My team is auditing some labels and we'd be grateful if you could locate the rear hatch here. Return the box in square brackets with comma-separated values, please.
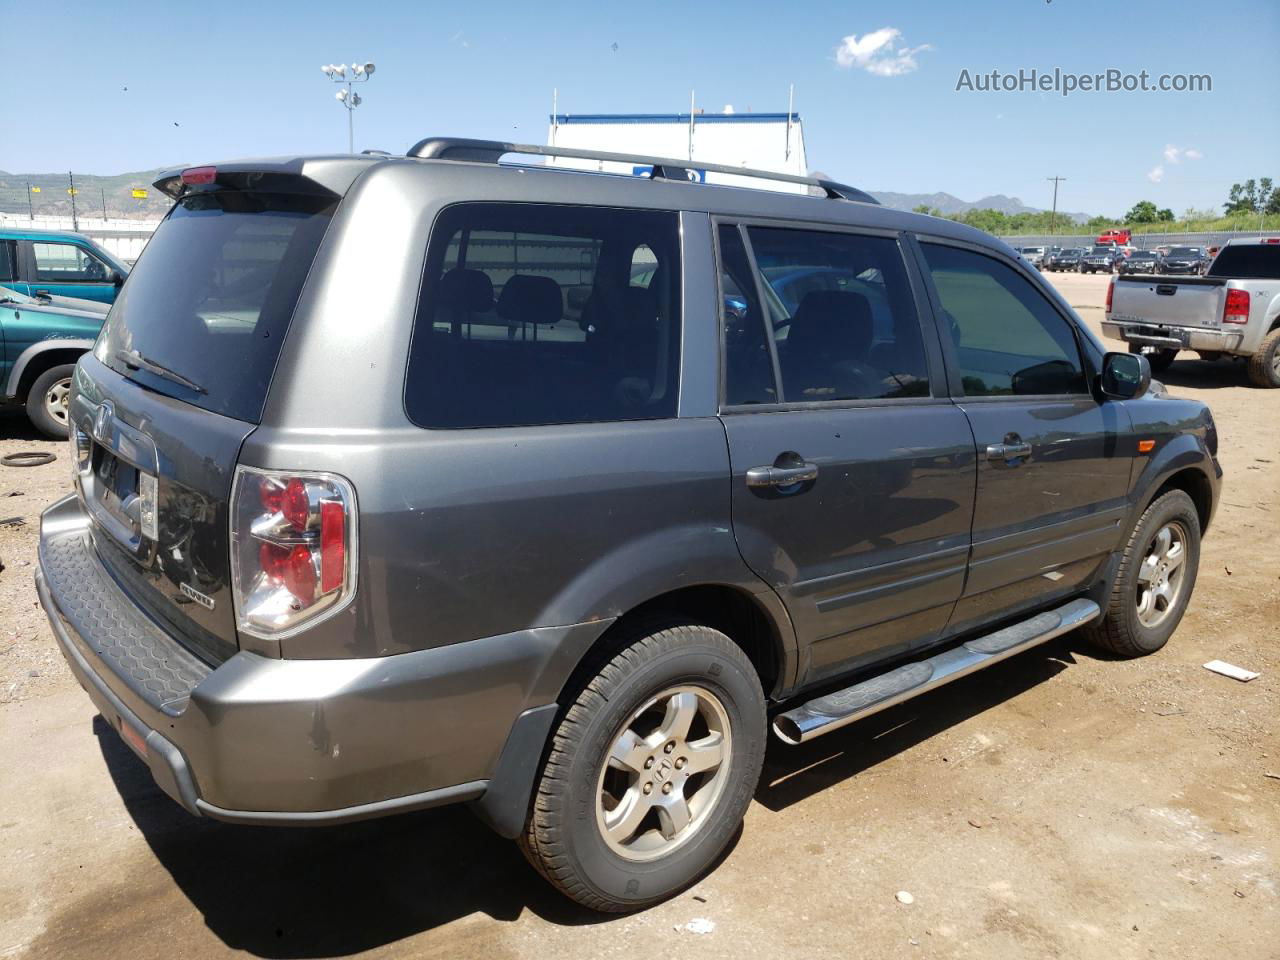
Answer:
[68, 169, 342, 664]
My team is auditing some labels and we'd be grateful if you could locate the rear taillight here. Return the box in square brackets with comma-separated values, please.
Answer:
[1105, 277, 1115, 313]
[230, 467, 357, 639]
[1223, 289, 1250, 324]
[180, 165, 217, 185]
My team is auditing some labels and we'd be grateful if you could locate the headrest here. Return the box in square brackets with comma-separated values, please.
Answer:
[497, 275, 563, 325]
[786, 290, 873, 364]
[437, 268, 493, 313]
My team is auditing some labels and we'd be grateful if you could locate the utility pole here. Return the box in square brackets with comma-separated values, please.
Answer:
[68, 171, 79, 232]
[1046, 176, 1066, 235]
[26, 181, 34, 221]
[101, 188, 108, 221]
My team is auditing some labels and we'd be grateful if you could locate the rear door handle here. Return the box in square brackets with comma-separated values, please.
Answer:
[745, 462, 819, 488]
[986, 442, 1032, 462]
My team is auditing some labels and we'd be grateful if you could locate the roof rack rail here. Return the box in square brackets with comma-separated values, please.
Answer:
[406, 137, 878, 204]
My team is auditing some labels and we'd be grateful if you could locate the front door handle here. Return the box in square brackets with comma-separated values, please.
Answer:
[986, 441, 1033, 462]
[745, 462, 819, 488]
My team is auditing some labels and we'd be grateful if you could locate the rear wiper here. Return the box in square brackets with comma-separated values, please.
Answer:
[115, 349, 207, 394]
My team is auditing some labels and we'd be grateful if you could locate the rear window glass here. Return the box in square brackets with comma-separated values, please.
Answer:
[1209, 244, 1280, 279]
[405, 203, 681, 429]
[94, 191, 335, 422]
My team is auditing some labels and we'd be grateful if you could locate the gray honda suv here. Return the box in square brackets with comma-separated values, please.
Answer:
[37, 139, 1221, 912]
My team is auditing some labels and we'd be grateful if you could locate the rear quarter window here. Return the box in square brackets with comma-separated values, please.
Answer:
[405, 203, 681, 429]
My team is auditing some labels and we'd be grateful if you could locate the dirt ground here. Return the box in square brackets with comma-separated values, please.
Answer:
[1, 271, 1276, 960]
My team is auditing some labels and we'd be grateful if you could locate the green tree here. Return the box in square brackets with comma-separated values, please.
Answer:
[1266, 188, 1280, 216]
[1124, 201, 1160, 224]
[1157, 208, 1175, 222]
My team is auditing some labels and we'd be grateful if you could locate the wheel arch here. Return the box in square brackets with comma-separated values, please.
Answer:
[555, 582, 797, 710]
[1149, 466, 1215, 534]
[7, 341, 93, 400]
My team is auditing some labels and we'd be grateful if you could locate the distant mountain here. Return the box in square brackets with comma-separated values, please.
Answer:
[1, 165, 1093, 224]
[869, 189, 1090, 223]
[0, 168, 174, 219]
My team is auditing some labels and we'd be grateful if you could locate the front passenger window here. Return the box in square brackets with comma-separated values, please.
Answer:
[33, 243, 109, 283]
[921, 243, 1087, 397]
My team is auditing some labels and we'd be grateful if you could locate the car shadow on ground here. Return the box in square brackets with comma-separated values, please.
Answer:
[1158, 357, 1254, 390]
[95, 634, 1086, 958]
[0, 409, 53, 443]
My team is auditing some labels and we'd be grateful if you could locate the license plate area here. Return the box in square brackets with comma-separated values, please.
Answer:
[96, 449, 139, 518]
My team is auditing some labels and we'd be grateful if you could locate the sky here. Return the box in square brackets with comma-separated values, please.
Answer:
[2, 0, 1276, 217]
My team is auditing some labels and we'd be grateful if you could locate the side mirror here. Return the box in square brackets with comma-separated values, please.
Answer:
[723, 294, 749, 323]
[1101, 351, 1151, 400]
[110, 270, 125, 287]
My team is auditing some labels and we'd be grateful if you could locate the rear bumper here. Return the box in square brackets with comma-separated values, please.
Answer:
[1102, 321, 1245, 355]
[37, 494, 604, 828]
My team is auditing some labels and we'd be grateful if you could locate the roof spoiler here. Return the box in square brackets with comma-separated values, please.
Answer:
[405, 137, 879, 204]
[153, 157, 377, 200]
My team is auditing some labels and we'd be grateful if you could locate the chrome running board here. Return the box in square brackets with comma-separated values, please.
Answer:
[772, 598, 1100, 745]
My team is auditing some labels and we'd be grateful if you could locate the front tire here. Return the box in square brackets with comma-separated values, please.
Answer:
[1086, 490, 1201, 658]
[521, 623, 766, 912]
[25, 364, 76, 439]
[1246, 328, 1280, 388]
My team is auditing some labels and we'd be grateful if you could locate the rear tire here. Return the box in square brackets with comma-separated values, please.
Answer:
[1086, 490, 1201, 658]
[1129, 344, 1176, 373]
[520, 623, 766, 912]
[25, 364, 76, 439]
[1246, 328, 1280, 388]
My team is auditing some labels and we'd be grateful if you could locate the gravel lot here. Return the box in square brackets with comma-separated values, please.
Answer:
[1, 271, 1276, 959]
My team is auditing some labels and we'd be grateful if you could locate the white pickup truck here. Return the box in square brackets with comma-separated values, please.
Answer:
[1104, 238, 1280, 387]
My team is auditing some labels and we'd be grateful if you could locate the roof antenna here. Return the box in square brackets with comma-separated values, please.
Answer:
[688, 90, 695, 160]
[551, 88, 558, 146]
[785, 84, 794, 163]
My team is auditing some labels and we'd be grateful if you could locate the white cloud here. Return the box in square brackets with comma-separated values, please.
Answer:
[835, 27, 932, 77]
[1147, 165, 1165, 183]
[1163, 144, 1204, 164]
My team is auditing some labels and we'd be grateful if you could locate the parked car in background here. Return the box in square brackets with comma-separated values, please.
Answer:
[1097, 228, 1132, 246]
[1080, 245, 1121, 273]
[1159, 246, 1209, 275]
[1019, 246, 1048, 269]
[0, 228, 130, 305]
[36, 142, 1221, 912]
[1046, 247, 1085, 272]
[1117, 250, 1162, 275]
[1105, 237, 1280, 385]
[1, 288, 109, 436]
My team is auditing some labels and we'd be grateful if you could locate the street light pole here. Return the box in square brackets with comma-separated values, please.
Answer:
[320, 62, 376, 153]
[1046, 176, 1066, 236]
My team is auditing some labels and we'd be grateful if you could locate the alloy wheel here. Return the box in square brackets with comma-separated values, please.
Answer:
[44, 378, 72, 427]
[596, 685, 732, 862]
[1136, 521, 1189, 628]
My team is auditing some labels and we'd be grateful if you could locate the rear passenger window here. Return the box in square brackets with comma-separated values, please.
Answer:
[0, 240, 16, 282]
[406, 203, 680, 429]
[921, 243, 1087, 397]
[745, 227, 930, 402]
[719, 225, 777, 405]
